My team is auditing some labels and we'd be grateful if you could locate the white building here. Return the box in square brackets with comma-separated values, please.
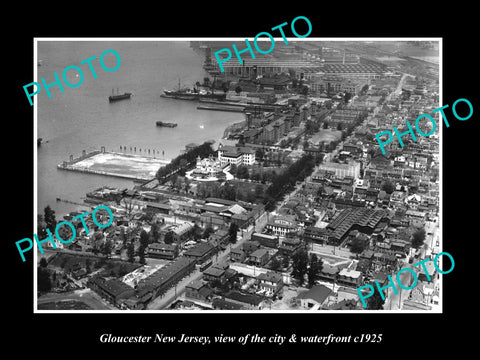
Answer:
[218, 145, 255, 167]
[315, 161, 361, 180]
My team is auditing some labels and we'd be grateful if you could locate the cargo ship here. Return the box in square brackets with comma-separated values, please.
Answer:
[161, 79, 226, 101]
[109, 88, 132, 102]
[156, 121, 177, 128]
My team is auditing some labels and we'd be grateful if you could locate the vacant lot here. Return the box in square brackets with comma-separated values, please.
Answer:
[48, 252, 140, 277]
[310, 130, 342, 145]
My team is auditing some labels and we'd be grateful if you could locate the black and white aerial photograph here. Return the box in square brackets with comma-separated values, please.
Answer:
[7, 5, 477, 355]
[33, 39, 443, 313]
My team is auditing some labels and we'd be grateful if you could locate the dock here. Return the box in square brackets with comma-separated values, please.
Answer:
[58, 148, 170, 181]
[197, 105, 245, 113]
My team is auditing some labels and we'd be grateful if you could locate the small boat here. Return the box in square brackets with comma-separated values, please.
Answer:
[156, 121, 177, 128]
[109, 88, 132, 102]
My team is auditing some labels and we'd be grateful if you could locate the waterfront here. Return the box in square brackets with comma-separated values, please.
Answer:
[37, 41, 244, 217]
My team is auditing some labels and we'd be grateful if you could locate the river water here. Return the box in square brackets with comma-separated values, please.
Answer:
[36, 40, 243, 217]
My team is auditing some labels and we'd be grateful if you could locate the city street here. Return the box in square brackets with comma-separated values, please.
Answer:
[37, 288, 115, 310]
[383, 265, 414, 310]
[147, 268, 203, 310]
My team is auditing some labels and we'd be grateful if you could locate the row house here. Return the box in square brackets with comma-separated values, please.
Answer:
[303, 226, 329, 245]
[278, 238, 303, 256]
[318, 264, 339, 283]
[251, 232, 279, 248]
[372, 252, 397, 266]
[185, 280, 214, 303]
[146, 243, 179, 260]
[230, 247, 246, 262]
[202, 265, 227, 284]
[336, 269, 363, 287]
[256, 271, 284, 295]
[405, 209, 427, 227]
[248, 248, 270, 267]
[222, 291, 265, 310]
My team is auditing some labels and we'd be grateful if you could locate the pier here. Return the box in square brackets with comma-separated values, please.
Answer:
[197, 104, 245, 113]
[58, 147, 170, 181]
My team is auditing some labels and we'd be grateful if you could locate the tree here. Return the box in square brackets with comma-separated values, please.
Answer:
[381, 180, 395, 194]
[254, 184, 265, 199]
[138, 246, 146, 265]
[120, 197, 135, 216]
[203, 226, 214, 239]
[270, 257, 281, 271]
[85, 258, 92, 273]
[44, 205, 57, 233]
[127, 242, 135, 263]
[367, 290, 385, 310]
[164, 231, 175, 245]
[37, 214, 47, 239]
[228, 223, 239, 244]
[150, 223, 160, 242]
[60, 257, 69, 269]
[411, 228, 426, 249]
[236, 165, 249, 179]
[101, 240, 113, 258]
[139, 230, 150, 249]
[39, 258, 48, 268]
[282, 255, 290, 269]
[37, 267, 52, 292]
[350, 238, 367, 254]
[222, 81, 229, 93]
[300, 85, 309, 96]
[344, 91, 352, 103]
[235, 85, 242, 95]
[291, 249, 309, 286]
[307, 254, 323, 288]
[184, 177, 191, 194]
[255, 148, 265, 161]
[323, 121, 329, 129]
[192, 224, 202, 241]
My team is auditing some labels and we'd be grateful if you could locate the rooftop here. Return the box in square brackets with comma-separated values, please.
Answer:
[138, 257, 195, 291]
[184, 242, 215, 258]
[296, 284, 332, 304]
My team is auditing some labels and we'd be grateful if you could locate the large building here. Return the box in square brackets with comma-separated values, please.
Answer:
[146, 243, 179, 260]
[266, 215, 298, 237]
[328, 109, 366, 127]
[326, 208, 389, 245]
[317, 63, 387, 80]
[218, 145, 255, 166]
[310, 75, 367, 95]
[183, 242, 217, 264]
[211, 56, 322, 77]
[87, 276, 135, 306]
[314, 161, 361, 180]
[136, 256, 196, 300]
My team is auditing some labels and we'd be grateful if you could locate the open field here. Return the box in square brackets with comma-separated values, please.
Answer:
[310, 130, 342, 145]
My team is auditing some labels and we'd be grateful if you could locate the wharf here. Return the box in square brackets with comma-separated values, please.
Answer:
[58, 150, 170, 181]
[199, 98, 288, 111]
[197, 105, 245, 113]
